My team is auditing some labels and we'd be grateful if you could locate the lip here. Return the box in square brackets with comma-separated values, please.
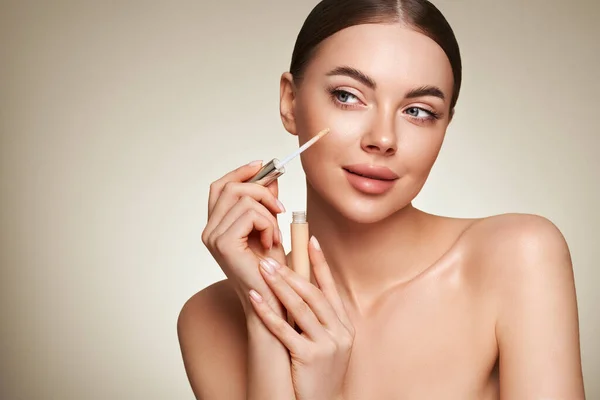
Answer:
[342, 164, 399, 195]
[342, 164, 400, 181]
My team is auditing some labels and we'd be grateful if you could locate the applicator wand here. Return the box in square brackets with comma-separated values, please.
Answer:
[247, 128, 330, 186]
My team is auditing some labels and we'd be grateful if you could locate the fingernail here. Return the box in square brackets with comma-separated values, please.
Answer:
[249, 289, 263, 302]
[260, 259, 274, 275]
[276, 199, 286, 213]
[266, 257, 281, 270]
[310, 236, 321, 251]
[248, 160, 262, 167]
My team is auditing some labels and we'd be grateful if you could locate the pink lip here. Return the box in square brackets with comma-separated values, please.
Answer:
[342, 164, 400, 181]
[342, 164, 399, 195]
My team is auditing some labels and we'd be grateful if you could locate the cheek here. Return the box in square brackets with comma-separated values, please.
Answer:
[298, 120, 359, 178]
[306, 109, 374, 164]
[400, 129, 445, 174]
[295, 89, 371, 143]
[299, 145, 329, 188]
[327, 110, 371, 141]
[320, 112, 367, 151]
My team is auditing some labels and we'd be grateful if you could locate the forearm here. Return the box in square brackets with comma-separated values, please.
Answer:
[246, 312, 295, 400]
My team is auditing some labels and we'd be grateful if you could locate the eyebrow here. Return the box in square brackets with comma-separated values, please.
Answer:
[325, 66, 447, 101]
[405, 85, 446, 101]
[326, 66, 377, 89]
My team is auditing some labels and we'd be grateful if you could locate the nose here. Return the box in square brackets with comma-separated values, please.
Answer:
[360, 111, 398, 156]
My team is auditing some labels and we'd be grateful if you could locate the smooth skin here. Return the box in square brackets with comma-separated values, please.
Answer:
[178, 23, 585, 399]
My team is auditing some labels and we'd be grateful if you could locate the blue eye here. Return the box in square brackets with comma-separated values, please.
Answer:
[327, 88, 363, 110]
[334, 90, 359, 104]
[405, 107, 440, 122]
[406, 107, 430, 118]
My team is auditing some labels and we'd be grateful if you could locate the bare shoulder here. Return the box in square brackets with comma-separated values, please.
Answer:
[461, 211, 577, 309]
[452, 212, 576, 307]
[457, 216, 583, 396]
[177, 279, 248, 399]
[460, 212, 572, 275]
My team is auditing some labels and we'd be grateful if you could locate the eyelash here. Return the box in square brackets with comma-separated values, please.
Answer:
[326, 87, 441, 123]
[327, 88, 361, 110]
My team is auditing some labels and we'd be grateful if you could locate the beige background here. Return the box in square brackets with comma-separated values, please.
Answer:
[0, 0, 598, 399]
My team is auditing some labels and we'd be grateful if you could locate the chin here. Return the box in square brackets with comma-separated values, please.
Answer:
[317, 186, 410, 225]
[335, 198, 408, 225]
[307, 171, 417, 225]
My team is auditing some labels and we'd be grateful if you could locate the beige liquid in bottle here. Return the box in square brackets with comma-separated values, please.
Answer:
[291, 211, 310, 281]
[288, 211, 310, 327]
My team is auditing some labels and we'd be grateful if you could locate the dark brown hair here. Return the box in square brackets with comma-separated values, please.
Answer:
[290, 0, 462, 111]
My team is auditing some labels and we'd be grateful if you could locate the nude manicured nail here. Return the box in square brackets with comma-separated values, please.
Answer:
[260, 259, 274, 275]
[276, 199, 286, 213]
[310, 236, 321, 251]
[249, 290, 263, 302]
[266, 257, 281, 270]
[248, 160, 262, 167]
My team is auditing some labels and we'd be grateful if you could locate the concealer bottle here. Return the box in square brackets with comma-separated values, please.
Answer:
[288, 211, 310, 328]
[291, 211, 310, 281]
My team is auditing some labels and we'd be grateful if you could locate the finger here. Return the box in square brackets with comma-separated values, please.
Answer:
[205, 182, 285, 243]
[248, 289, 305, 354]
[215, 209, 275, 257]
[258, 258, 328, 341]
[271, 258, 343, 332]
[309, 236, 353, 331]
[208, 181, 284, 224]
[211, 197, 281, 249]
[208, 160, 264, 215]
[266, 178, 279, 198]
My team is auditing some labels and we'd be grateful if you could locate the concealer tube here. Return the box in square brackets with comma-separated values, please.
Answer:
[288, 211, 310, 328]
[291, 211, 310, 280]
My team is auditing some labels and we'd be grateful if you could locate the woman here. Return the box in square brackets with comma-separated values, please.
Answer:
[178, 0, 585, 398]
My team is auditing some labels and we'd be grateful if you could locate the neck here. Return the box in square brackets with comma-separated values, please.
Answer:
[304, 185, 434, 313]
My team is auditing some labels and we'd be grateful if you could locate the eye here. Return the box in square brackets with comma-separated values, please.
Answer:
[406, 107, 431, 118]
[327, 88, 364, 110]
[333, 90, 360, 104]
[404, 106, 441, 123]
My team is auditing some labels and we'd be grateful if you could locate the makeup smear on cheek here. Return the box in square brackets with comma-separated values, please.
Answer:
[324, 109, 373, 151]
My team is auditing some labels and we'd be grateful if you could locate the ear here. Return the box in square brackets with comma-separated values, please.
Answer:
[279, 72, 298, 136]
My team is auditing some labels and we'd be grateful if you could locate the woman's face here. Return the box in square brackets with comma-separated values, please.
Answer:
[280, 23, 455, 224]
